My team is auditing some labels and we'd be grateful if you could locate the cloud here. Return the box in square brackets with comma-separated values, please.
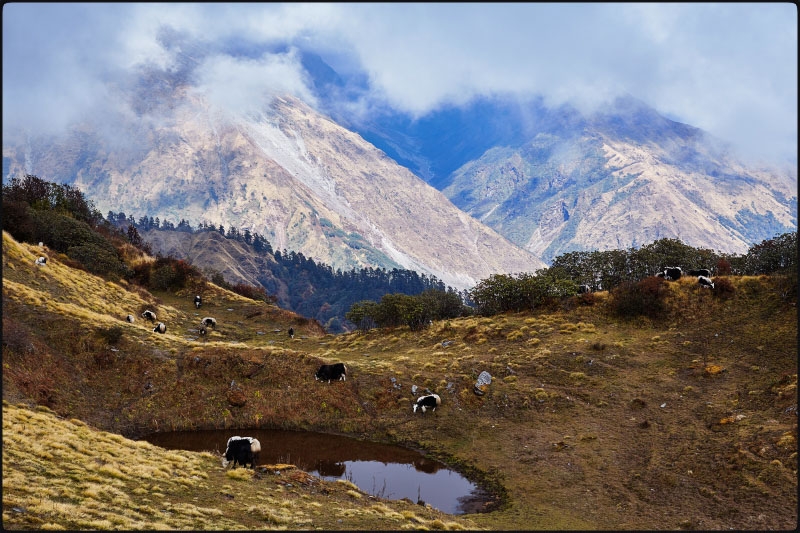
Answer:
[195, 48, 317, 116]
[2, 3, 796, 165]
[2, 3, 122, 134]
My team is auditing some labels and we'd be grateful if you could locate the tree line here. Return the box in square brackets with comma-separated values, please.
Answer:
[4, 174, 796, 332]
[107, 208, 457, 332]
[466, 234, 796, 317]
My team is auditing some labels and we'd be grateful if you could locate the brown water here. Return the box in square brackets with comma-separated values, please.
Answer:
[141, 428, 498, 514]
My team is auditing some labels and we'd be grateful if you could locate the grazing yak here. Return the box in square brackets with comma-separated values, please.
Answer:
[414, 393, 441, 414]
[663, 267, 683, 281]
[34, 256, 47, 266]
[125, 314, 135, 323]
[315, 363, 347, 383]
[201, 317, 217, 329]
[153, 322, 166, 334]
[222, 436, 261, 469]
[697, 275, 715, 289]
[288, 327, 294, 339]
[194, 295, 202, 309]
[577, 284, 591, 294]
[142, 310, 157, 322]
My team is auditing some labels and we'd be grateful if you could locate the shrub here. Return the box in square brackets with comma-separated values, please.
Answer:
[711, 277, 736, 300]
[231, 283, 269, 302]
[170, 259, 200, 288]
[608, 276, 669, 319]
[67, 244, 126, 279]
[207, 270, 231, 290]
[145, 257, 203, 292]
[130, 262, 152, 287]
[2, 200, 37, 243]
[151, 263, 178, 291]
[716, 258, 732, 276]
[97, 326, 124, 345]
[31, 210, 99, 254]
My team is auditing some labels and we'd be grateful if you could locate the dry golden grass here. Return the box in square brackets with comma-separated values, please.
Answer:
[2, 230, 797, 530]
[2, 401, 479, 531]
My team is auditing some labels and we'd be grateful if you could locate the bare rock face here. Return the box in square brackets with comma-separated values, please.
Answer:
[443, 105, 797, 264]
[3, 95, 544, 291]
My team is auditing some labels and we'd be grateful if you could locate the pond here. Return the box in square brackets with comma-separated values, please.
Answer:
[141, 428, 498, 515]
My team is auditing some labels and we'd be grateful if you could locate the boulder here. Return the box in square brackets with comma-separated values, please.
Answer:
[474, 371, 492, 396]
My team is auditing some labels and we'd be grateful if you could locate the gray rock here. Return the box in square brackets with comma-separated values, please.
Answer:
[474, 371, 492, 396]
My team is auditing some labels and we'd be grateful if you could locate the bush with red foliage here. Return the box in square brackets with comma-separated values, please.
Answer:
[716, 258, 732, 276]
[578, 292, 596, 306]
[231, 282, 270, 302]
[146, 257, 203, 291]
[608, 276, 669, 319]
[711, 277, 736, 300]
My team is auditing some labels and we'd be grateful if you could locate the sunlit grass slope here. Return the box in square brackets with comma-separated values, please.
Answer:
[2, 229, 797, 530]
[2, 401, 477, 530]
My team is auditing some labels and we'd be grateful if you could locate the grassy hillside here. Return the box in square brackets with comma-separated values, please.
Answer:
[2, 230, 797, 530]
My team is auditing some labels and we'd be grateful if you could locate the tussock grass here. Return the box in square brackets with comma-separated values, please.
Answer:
[3, 231, 796, 530]
[2, 401, 232, 530]
[2, 401, 479, 531]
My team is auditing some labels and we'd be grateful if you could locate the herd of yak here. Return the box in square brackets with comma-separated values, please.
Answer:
[33, 252, 709, 470]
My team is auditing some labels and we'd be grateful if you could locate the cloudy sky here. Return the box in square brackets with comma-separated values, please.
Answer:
[3, 2, 797, 165]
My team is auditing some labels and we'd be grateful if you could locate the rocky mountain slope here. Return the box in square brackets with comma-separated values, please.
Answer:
[3, 41, 794, 282]
[335, 94, 797, 264]
[447, 98, 797, 263]
[2, 93, 543, 291]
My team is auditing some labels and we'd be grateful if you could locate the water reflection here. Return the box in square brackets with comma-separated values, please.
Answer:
[141, 428, 496, 514]
[316, 459, 346, 477]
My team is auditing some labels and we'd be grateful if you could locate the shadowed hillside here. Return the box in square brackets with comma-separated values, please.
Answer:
[2, 229, 797, 530]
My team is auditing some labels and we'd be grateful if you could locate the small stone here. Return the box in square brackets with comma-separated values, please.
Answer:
[474, 371, 492, 395]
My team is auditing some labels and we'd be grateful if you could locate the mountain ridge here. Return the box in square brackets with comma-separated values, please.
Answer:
[3, 93, 545, 291]
[434, 97, 796, 262]
[2, 47, 795, 281]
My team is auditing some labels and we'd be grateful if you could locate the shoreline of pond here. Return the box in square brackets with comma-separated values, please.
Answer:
[140, 427, 504, 515]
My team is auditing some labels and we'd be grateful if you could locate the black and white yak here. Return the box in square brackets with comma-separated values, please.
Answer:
[201, 317, 217, 329]
[697, 275, 715, 289]
[222, 436, 261, 469]
[194, 295, 202, 309]
[125, 314, 135, 323]
[413, 393, 441, 414]
[153, 322, 166, 334]
[142, 310, 157, 322]
[34, 256, 47, 266]
[315, 363, 347, 383]
[663, 267, 683, 281]
[577, 284, 591, 294]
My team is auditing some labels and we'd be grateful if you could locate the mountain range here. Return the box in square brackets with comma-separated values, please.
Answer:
[2, 47, 796, 289]
[331, 92, 797, 264]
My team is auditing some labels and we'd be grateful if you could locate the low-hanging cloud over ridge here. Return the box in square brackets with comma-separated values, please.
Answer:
[2, 3, 796, 165]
